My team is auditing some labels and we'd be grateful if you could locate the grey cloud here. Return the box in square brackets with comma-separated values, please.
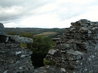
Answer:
[0, 0, 47, 22]
[0, 0, 25, 7]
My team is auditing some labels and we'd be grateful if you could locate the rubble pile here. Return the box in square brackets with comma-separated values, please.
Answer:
[45, 19, 98, 73]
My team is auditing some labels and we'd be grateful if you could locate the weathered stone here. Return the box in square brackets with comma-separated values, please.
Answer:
[0, 23, 34, 73]
[45, 19, 98, 73]
[48, 49, 58, 55]
[0, 43, 34, 73]
[9, 35, 33, 43]
[0, 23, 8, 43]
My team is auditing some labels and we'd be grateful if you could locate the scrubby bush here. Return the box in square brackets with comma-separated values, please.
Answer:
[7, 31, 56, 68]
[31, 36, 55, 54]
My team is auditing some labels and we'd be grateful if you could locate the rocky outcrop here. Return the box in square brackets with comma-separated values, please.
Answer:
[0, 43, 34, 73]
[45, 19, 98, 73]
[2, 19, 98, 73]
[9, 35, 33, 43]
[0, 23, 34, 73]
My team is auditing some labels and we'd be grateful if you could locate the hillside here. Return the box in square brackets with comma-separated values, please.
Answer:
[5, 28, 65, 37]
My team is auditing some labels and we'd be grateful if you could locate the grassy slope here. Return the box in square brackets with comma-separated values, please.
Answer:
[5, 28, 65, 37]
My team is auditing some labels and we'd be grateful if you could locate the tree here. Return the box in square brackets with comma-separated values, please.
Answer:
[30, 36, 55, 68]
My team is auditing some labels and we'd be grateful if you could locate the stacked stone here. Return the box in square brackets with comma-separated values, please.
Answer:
[0, 23, 34, 73]
[45, 19, 98, 73]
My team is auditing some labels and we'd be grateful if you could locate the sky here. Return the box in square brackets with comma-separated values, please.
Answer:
[0, 0, 98, 28]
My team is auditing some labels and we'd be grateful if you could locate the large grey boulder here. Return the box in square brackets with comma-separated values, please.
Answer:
[9, 35, 33, 43]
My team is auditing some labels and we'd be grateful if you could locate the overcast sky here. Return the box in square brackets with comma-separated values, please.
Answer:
[0, 0, 98, 28]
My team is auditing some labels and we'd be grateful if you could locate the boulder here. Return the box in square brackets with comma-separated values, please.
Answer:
[9, 35, 33, 43]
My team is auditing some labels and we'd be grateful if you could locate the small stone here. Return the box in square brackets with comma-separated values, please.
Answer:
[48, 49, 57, 55]
[61, 68, 66, 72]
[21, 55, 26, 58]
[19, 67, 23, 69]
[16, 51, 22, 55]
[67, 49, 83, 55]
[3, 70, 8, 73]
[88, 58, 91, 61]
[84, 68, 88, 71]
[79, 27, 88, 33]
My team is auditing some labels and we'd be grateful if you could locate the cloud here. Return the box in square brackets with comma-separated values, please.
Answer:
[0, 0, 47, 22]
[1, 0, 98, 28]
[32, 3, 58, 14]
[56, 0, 95, 4]
[0, 6, 24, 21]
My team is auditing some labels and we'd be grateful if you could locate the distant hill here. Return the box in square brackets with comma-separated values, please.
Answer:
[5, 28, 65, 37]
[34, 32, 57, 37]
